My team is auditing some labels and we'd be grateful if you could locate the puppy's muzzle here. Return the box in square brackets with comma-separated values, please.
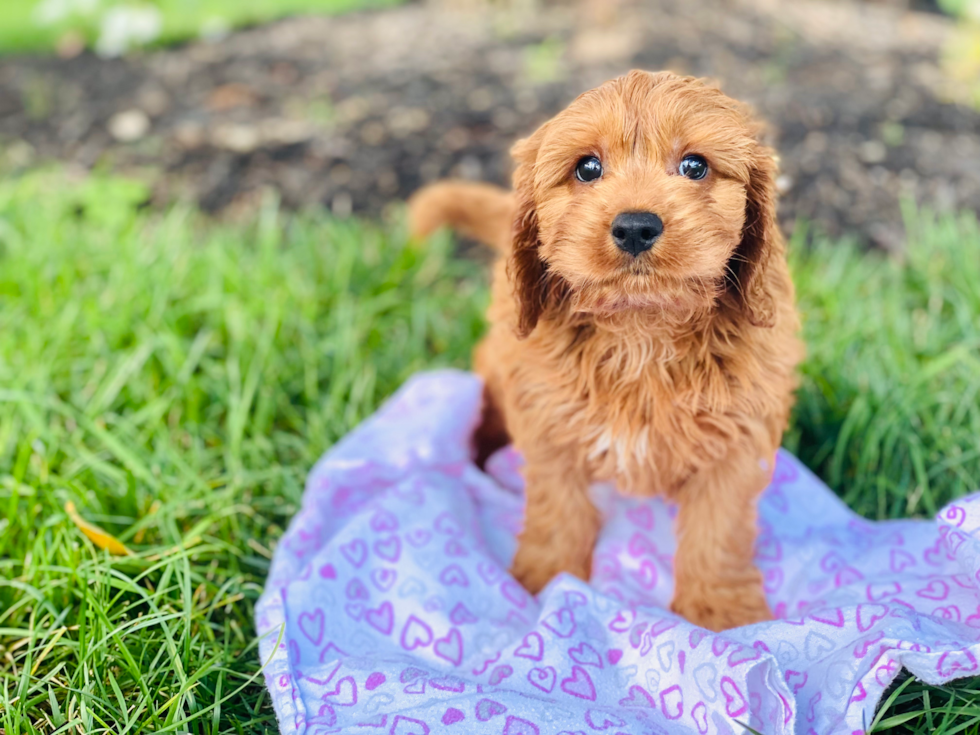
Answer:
[611, 211, 663, 257]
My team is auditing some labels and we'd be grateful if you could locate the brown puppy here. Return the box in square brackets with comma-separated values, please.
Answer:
[410, 70, 802, 631]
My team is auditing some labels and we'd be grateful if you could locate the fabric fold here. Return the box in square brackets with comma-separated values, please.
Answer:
[257, 370, 980, 735]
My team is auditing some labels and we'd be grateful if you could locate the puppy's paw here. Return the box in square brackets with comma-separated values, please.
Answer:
[671, 584, 772, 631]
[510, 542, 591, 595]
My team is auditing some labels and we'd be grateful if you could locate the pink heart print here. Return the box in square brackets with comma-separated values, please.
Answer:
[515, 632, 544, 661]
[439, 564, 469, 587]
[527, 666, 556, 693]
[618, 685, 655, 708]
[489, 664, 513, 686]
[255, 372, 980, 735]
[449, 602, 478, 625]
[323, 676, 357, 707]
[433, 628, 463, 666]
[400, 616, 433, 651]
[339, 539, 367, 568]
[298, 609, 324, 645]
[568, 642, 603, 668]
[373, 535, 402, 563]
[559, 666, 596, 701]
[365, 601, 394, 635]
[542, 608, 576, 638]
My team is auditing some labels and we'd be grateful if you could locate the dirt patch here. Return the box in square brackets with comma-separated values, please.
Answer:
[1, 0, 978, 246]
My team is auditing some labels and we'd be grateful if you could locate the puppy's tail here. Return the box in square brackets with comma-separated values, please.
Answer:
[408, 181, 513, 251]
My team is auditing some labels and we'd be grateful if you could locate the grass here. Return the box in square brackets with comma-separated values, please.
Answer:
[0, 0, 399, 56]
[0, 168, 978, 732]
[786, 205, 980, 520]
[0, 170, 485, 733]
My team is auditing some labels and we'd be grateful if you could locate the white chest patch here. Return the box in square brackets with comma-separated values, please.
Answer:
[588, 426, 651, 474]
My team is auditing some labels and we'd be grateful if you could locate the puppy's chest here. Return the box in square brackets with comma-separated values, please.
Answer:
[585, 420, 656, 473]
[567, 343, 746, 490]
[578, 384, 687, 488]
[513, 330, 746, 490]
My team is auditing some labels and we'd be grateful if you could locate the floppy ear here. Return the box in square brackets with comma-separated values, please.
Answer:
[508, 131, 550, 339]
[725, 148, 779, 327]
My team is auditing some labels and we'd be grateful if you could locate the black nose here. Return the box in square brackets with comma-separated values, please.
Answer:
[611, 211, 663, 256]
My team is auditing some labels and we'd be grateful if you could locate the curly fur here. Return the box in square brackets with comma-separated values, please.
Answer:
[409, 70, 803, 631]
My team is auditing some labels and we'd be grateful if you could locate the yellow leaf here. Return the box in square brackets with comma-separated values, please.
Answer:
[64, 501, 132, 555]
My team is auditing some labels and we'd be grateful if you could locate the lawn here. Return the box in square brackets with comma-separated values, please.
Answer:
[0, 0, 400, 55]
[0, 169, 979, 733]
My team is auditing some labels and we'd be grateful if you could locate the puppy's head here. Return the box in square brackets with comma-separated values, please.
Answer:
[509, 70, 779, 338]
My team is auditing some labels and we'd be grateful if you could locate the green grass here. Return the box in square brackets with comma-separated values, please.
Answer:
[0, 170, 485, 733]
[0, 0, 399, 56]
[786, 205, 980, 520]
[0, 169, 978, 732]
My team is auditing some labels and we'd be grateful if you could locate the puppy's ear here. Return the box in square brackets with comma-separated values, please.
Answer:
[508, 130, 550, 339]
[726, 147, 779, 327]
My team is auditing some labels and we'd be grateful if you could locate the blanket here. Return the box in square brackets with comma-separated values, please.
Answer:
[255, 370, 980, 734]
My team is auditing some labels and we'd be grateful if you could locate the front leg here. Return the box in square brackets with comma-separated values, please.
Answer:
[511, 447, 600, 594]
[671, 437, 775, 631]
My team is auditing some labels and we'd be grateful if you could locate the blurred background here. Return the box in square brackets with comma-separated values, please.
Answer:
[1, 1, 980, 732]
[0, 0, 979, 245]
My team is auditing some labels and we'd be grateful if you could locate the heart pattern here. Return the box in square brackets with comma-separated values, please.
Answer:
[569, 642, 603, 669]
[475, 698, 507, 721]
[400, 616, 433, 651]
[323, 676, 357, 707]
[542, 608, 576, 638]
[489, 664, 513, 686]
[256, 372, 980, 735]
[298, 609, 324, 645]
[371, 568, 397, 592]
[439, 564, 469, 587]
[856, 603, 889, 632]
[374, 535, 402, 563]
[449, 602, 477, 625]
[433, 628, 463, 666]
[514, 632, 544, 661]
[560, 665, 596, 701]
[584, 709, 625, 730]
[917, 579, 950, 601]
[617, 684, 655, 708]
[365, 601, 393, 635]
[527, 666, 556, 693]
[442, 707, 464, 725]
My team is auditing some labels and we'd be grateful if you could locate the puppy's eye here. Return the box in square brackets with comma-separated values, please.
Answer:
[678, 154, 709, 180]
[575, 156, 603, 183]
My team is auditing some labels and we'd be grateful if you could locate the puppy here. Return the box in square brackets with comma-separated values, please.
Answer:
[410, 70, 802, 631]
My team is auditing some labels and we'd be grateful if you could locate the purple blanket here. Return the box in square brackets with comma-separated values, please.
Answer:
[256, 370, 980, 734]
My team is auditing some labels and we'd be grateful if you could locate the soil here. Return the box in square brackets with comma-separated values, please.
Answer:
[1, 0, 978, 247]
